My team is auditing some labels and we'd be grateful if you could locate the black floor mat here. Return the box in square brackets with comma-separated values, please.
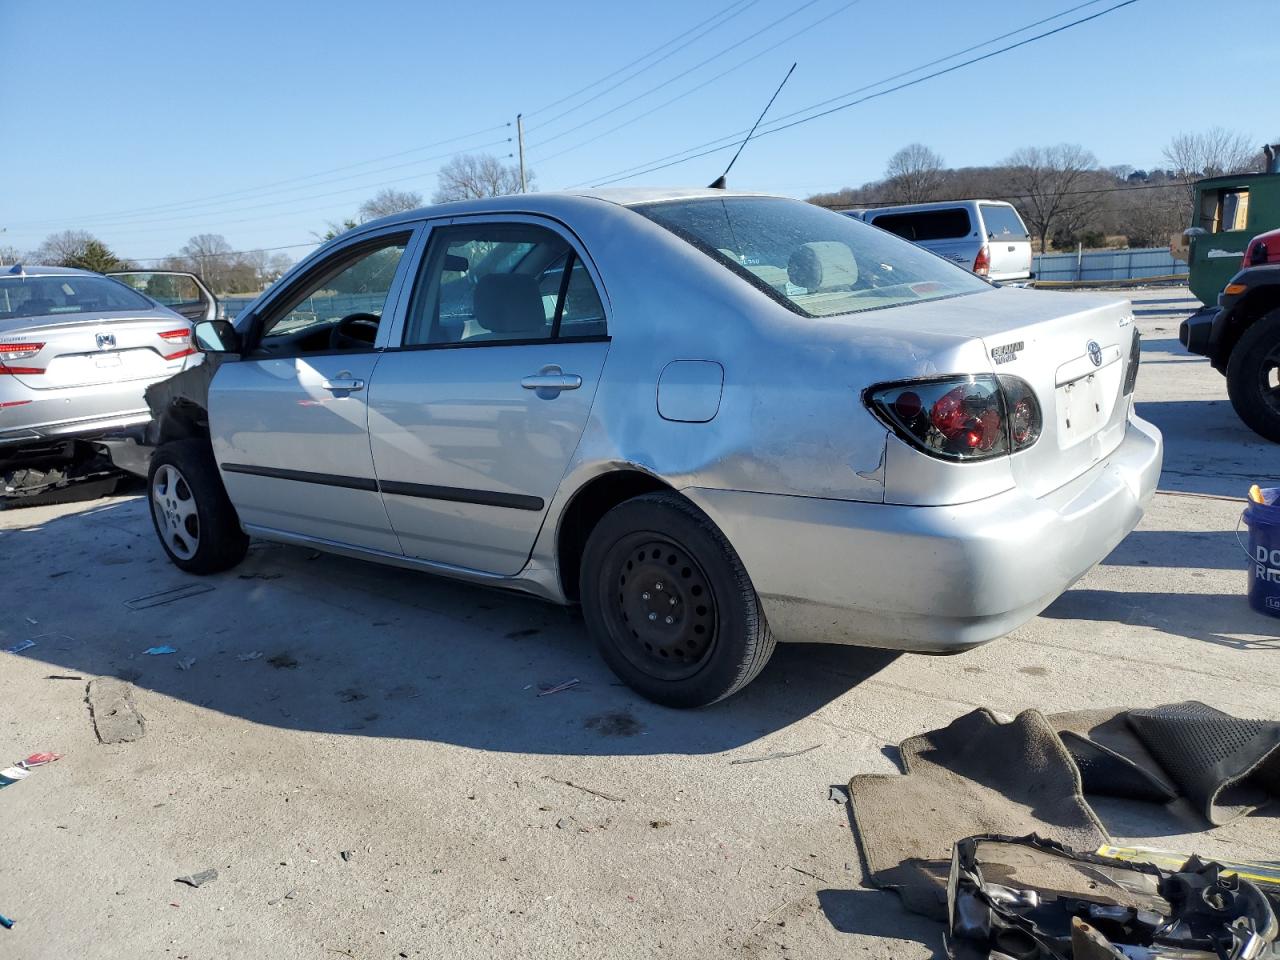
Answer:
[848, 702, 1280, 920]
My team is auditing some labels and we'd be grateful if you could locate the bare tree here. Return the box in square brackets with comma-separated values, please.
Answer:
[242, 249, 294, 287]
[1163, 128, 1258, 181]
[1003, 144, 1100, 251]
[0, 245, 22, 267]
[358, 188, 424, 223]
[432, 153, 530, 203]
[179, 234, 236, 290]
[883, 144, 945, 204]
[31, 229, 97, 266]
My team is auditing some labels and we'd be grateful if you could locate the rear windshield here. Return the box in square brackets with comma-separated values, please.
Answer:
[633, 197, 988, 318]
[0, 275, 154, 319]
[979, 204, 1029, 241]
[871, 208, 972, 241]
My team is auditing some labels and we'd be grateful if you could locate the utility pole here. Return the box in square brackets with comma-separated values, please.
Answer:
[516, 114, 527, 193]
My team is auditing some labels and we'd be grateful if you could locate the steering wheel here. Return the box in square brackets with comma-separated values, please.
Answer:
[329, 312, 381, 351]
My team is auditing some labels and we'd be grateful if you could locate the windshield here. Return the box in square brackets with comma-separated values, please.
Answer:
[634, 196, 989, 318]
[0, 274, 155, 319]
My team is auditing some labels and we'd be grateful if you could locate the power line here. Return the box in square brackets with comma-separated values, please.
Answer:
[525, 1, 762, 136]
[528, 0, 859, 166]
[523, 0, 751, 118]
[581, 0, 1131, 189]
[8, 125, 511, 232]
[527, 0, 826, 149]
[588, 0, 1141, 185]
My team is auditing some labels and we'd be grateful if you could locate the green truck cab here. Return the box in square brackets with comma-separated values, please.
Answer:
[1185, 166, 1280, 305]
[1180, 147, 1280, 442]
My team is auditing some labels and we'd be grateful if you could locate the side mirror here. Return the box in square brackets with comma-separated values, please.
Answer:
[1183, 227, 1207, 238]
[194, 319, 241, 354]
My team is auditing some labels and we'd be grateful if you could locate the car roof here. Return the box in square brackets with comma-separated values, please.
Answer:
[3, 264, 101, 278]
[355, 186, 778, 232]
[862, 199, 1014, 217]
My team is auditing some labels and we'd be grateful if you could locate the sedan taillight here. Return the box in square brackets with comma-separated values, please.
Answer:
[159, 327, 196, 361]
[865, 374, 1042, 462]
[0, 342, 45, 375]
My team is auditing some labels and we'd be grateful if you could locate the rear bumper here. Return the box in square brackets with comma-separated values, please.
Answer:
[684, 413, 1163, 652]
[0, 408, 152, 449]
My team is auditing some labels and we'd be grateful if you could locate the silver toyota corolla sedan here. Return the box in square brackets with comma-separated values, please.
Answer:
[0, 265, 203, 496]
[143, 188, 1162, 707]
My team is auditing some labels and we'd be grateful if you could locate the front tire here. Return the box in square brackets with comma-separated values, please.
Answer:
[1226, 310, 1280, 443]
[148, 439, 248, 574]
[579, 492, 775, 708]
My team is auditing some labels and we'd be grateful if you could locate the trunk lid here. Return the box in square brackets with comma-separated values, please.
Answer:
[0, 312, 194, 389]
[854, 287, 1138, 499]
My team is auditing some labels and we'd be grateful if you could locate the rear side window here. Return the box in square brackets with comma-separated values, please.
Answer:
[979, 204, 1029, 241]
[871, 208, 972, 242]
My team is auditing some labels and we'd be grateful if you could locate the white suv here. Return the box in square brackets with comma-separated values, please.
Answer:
[848, 200, 1033, 281]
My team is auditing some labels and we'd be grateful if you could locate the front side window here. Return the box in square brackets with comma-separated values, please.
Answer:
[112, 272, 202, 308]
[257, 236, 409, 353]
[872, 208, 972, 242]
[979, 204, 1029, 241]
[0, 275, 153, 319]
[404, 222, 605, 346]
[635, 197, 989, 319]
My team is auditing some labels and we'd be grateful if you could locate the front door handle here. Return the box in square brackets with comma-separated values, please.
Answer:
[520, 373, 582, 391]
[321, 377, 365, 393]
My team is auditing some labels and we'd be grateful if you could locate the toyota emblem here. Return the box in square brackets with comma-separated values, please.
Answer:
[1087, 340, 1102, 367]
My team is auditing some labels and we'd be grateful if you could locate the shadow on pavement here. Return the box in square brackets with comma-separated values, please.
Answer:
[816, 888, 943, 957]
[2, 495, 902, 758]
[1043, 589, 1280, 650]
[1136, 399, 1277, 498]
[1102, 528, 1248, 570]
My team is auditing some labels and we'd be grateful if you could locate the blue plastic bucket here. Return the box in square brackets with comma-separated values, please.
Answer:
[1244, 487, 1280, 618]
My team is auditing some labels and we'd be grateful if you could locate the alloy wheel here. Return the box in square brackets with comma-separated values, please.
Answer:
[152, 463, 200, 561]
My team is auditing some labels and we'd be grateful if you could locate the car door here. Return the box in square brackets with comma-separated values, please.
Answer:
[367, 215, 610, 575]
[208, 225, 422, 553]
[109, 271, 218, 324]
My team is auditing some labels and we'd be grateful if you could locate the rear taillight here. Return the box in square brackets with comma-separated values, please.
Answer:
[1122, 331, 1141, 396]
[973, 245, 990, 277]
[159, 327, 196, 361]
[0, 342, 45, 376]
[865, 374, 1042, 462]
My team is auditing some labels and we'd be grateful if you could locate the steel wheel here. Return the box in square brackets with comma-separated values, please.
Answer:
[151, 463, 200, 561]
[608, 534, 718, 681]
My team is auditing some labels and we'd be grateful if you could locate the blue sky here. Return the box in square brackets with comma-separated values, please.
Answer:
[3, 0, 1276, 264]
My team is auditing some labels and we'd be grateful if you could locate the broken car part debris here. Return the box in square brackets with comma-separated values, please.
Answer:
[4, 639, 36, 654]
[124, 583, 214, 610]
[946, 835, 1280, 960]
[142, 646, 177, 656]
[175, 869, 218, 888]
[537, 678, 580, 697]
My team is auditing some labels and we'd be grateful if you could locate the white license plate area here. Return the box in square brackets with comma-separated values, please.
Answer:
[94, 352, 122, 368]
[1057, 373, 1106, 446]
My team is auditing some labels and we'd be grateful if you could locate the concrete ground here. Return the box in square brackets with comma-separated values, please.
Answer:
[0, 287, 1276, 959]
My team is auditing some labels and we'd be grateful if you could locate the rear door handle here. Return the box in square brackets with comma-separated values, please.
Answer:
[321, 377, 365, 393]
[521, 374, 581, 391]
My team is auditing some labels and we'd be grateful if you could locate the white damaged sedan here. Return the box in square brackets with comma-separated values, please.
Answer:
[145, 188, 1161, 706]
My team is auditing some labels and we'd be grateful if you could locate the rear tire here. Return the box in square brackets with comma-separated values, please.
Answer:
[148, 439, 248, 574]
[1226, 310, 1280, 443]
[579, 492, 775, 708]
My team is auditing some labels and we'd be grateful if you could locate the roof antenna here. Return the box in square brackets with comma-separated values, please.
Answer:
[709, 62, 796, 190]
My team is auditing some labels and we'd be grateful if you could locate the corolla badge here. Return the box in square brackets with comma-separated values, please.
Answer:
[95, 332, 116, 350]
[1087, 340, 1102, 367]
